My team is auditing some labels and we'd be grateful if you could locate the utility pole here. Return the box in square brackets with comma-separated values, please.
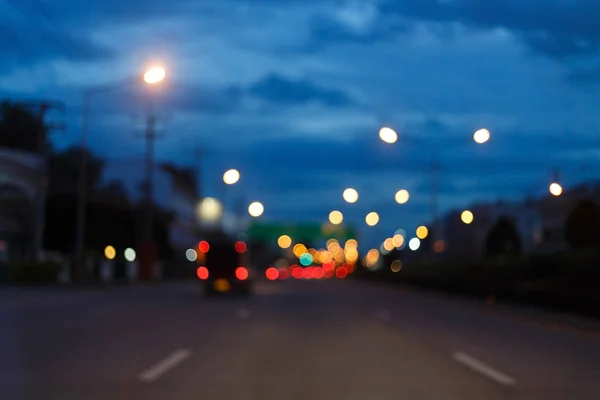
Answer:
[17, 100, 65, 261]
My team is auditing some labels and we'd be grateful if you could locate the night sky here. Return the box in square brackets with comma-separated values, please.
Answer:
[2, 0, 600, 245]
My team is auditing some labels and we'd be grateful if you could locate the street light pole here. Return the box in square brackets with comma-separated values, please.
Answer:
[74, 93, 90, 280]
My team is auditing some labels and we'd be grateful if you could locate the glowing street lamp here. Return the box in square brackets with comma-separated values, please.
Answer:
[248, 201, 264, 217]
[343, 188, 359, 203]
[143, 66, 166, 84]
[365, 212, 379, 226]
[473, 128, 491, 144]
[395, 189, 410, 204]
[329, 210, 344, 225]
[461, 210, 474, 224]
[223, 169, 240, 185]
[379, 127, 398, 144]
[549, 182, 563, 196]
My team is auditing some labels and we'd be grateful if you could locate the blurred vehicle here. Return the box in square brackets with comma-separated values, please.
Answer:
[196, 234, 253, 297]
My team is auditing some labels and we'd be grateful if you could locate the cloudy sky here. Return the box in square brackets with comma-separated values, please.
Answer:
[2, 0, 600, 245]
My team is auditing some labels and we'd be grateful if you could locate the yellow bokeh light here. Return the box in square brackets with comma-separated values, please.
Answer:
[379, 127, 398, 144]
[343, 188, 359, 203]
[416, 226, 428, 239]
[320, 251, 333, 264]
[383, 238, 394, 251]
[344, 239, 358, 249]
[329, 210, 344, 225]
[293, 244, 307, 258]
[104, 245, 116, 260]
[365, 212, 379, 226]
[473, 128, 491, 144]
[461, 210, 474, 224]
[365, 249, 380, 267]
[345, 248, 358, 263]
[549, 182, 563, 196]
[395, 189, 410, 204]
[277, 235, 292, 249]
[392, 234, 404, 248]
[326, 239, 340, 250]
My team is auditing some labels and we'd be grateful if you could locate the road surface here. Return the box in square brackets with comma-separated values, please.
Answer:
[1, 279, 599, 399]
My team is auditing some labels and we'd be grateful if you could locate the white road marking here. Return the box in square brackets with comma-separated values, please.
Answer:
[452, 352, 516, 386]
[236, 308, 250, 319]
[138, 349, 192, 383]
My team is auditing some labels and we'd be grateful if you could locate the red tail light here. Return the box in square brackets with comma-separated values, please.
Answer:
[336, 267, 348, 279]
[235, 241, 247, 253]
[196, 266, 209, 280]
[235, 266, 249, 280]
[198, 241, 210, 253]
[291, 267, 303, 279]
[265, 267, 279, 281]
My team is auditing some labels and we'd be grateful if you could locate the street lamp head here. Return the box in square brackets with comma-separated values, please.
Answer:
[342, 188, 359, 203]
[473, 128, 490, 144]
[143, 66, 166, 84]
[379, 127, 398, 144]
[223, 169, 240, 185]
[549, 182, 563, 196]
[248, 201, 264, 217]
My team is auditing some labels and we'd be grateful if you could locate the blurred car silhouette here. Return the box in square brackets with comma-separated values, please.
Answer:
[196, 233, 253, 297]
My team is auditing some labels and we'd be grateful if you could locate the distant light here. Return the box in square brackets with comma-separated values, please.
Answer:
[434, 240, 445, 253]
[383, 238, 394, 251]
[329, 210, 344, 225]
[265, 267, 279, 280]
[299, 253, 313, 266]
[416, 226, 428, 239]
[364, 249, 380, 267]
[196, 266, 209, 280]
[124, 248, 136, 262]
[344, 239, 358, 249]
[223, 169, 240, 185]
[461, 210, 474, 224]
[235, 241, 247, 253]
[408, 238, 420, 251]
[198, 241, 210, 253]
[248, 201, 264, 217]
[277, 235, 292, 249]
[549, 182, 563, 196]
[473, 128, 491, 144]
[392, 234, 405, 248]
[104, 245, 116, 260]
[343, 188, 359, 203]
[365, 212, 379, 226]
[293, 244, 307, 258]
[391, 260, 402, 273]
[197, 197, 223, 223]
[185, 249, 197, 262]
[379, 127, 398, 144]
[395, 189, 410, 204]
[143, 66, 166, 84]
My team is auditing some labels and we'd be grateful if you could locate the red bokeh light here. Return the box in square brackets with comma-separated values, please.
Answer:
[196, 266, 209, 280]
[235, 241, 247, 253]
[278, 268, 288, 280]
[336, 267, 348, 279]
[266, 267, 279, 281]
[198, 241, 210, 253]
[313, 267, 324, 279]
[292, 267, 303, 279]
[304, 266, 314, 279]
[324, 269, 334, 279]
[235, 266, 248, 280]
[322, 261, 334, 271]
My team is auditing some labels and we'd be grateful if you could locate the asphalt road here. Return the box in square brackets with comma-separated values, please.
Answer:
[1, 279, 600, 399]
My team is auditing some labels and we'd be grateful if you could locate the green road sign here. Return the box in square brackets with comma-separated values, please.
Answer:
[247, 222, 357, 244]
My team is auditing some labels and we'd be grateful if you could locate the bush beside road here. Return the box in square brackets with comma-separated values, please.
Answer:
[355, 249, 600, 318]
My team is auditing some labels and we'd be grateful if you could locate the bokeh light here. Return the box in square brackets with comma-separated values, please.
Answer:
[196, 266, 209, 280]
[299, 253, 313, 266]
[248, 201, 264, 217]
[198, 241, 210, 253]
[265, 267, 279, 280]
[223, 169, 240, 185]
[124, 248, 136, 262]
[408, 238, 420, 251]
[392, 234, 405, 248]
[235, 267, 248, 280]
[185, 249, 197, 262]
[344, 239, 358, 249]
[293, 244, 308, 258]
[235, 241, 247, 253]
[434, 240, 445, 253]
[461, 210, 474, 224]
[383, 238, 394, 252]
[364, 249, 380, 267]
[342, 188, 359, 203]
[379, 127, 398, 144]
[473, 128, 491, 144]
[391, 260, 402, 273]
[416, 226, 428, 239]
[196, 197, 223, 223]
[143, 66, 166, 84]
[549, 182, 563, 196]
[104, 245, 116, 260]
[277, 235, 292, 249]
[365, 212, 379, 226]
[329, 210, 344, 225]
[395, 189, 410, 204]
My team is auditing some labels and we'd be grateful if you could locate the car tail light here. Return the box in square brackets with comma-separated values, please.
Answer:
[196, 266, 209, 280]
[235, 241, 247, 253]
[265, 267, 279, 281]
[198, 241, 210, 253]
[235, 266, 248, 280]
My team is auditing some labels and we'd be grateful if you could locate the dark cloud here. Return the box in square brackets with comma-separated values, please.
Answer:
[381, 0, 600, 61]
[248, 73, 355, 107]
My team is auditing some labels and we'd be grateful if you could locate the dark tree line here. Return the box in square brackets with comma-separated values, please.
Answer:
[1, 101, 173, 259]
